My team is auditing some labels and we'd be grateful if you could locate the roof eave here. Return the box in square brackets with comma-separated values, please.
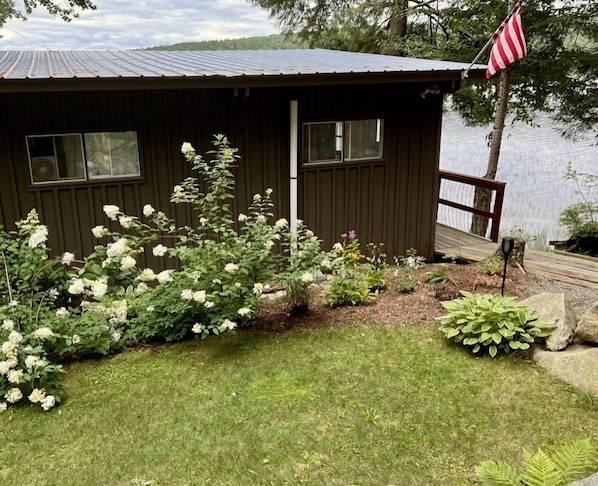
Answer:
[0, 69, 486, 93]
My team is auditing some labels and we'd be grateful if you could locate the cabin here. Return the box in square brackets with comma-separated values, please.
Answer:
[0, 49, 484, 260]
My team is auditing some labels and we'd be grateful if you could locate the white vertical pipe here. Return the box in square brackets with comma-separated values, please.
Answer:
[289, 100, 298, 233]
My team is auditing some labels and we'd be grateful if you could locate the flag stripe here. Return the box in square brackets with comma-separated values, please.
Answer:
[486, 6, 527, 79]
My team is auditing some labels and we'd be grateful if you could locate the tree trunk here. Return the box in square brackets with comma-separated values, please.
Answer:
[470, 67, 512, 236]
[387, 0, 408, 55]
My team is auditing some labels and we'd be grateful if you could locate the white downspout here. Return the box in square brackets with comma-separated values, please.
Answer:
[289, 100, 298, 233]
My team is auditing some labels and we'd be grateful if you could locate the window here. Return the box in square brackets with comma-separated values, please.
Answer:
[303, 119, 384, 165]
[26, 131, 140, 184]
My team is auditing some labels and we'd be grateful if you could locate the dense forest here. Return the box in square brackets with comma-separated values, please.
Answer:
[144, 34, 305, 51]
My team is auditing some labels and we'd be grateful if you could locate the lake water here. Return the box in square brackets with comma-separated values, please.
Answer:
[439, 110, 597, 248]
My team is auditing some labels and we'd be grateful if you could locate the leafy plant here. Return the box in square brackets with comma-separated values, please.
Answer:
[476, 439, 598, 486]
[438, 291, 555, 357]
[483, 256, 503, 276]
[323, 276, 373, 307]
[425, 265, 450, 284]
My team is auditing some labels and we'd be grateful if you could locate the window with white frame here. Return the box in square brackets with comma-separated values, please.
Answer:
[303, 119, 384, 165]
[26, 131, 140, 184]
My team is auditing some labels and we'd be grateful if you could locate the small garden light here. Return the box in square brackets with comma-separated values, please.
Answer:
[500, 237, 515, 296]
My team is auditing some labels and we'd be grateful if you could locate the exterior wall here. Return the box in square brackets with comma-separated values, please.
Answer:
[0, 82, 443, 260]
[297, 84, 443, 259]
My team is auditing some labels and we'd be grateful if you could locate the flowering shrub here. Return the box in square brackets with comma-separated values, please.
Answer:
[393, 248, 425, 293]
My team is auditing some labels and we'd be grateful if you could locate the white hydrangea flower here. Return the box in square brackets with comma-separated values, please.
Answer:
[61, 252, 75, 265]
[120, 255, 137, 271]
[8, 330, 23, 344]
[72, 334, 81, 345]
[111, 332, 121, 342]
[180, 142, 195, 155]
[300, 272, 314, 284]
[68, 278, 85, 295]
[8, 300, 18, 308]
[333, 242, 343, 251]
[253, 194, 261, 202]
[181, 289, 194, 300]
[237, 307, 251, 317]
[156, 270, 173, 284]
[222, 319, 237, 331]
[135, 282, 149, 294]
[266, 188, 273, 196]
[224, 263, 239, 274]
[91, 280, 108, 300]
[56, 307, 69, 318]
[103, 204, 120, 220]
[28, 225, 48, 248]
[152, 244, 168, 257]
[5, 387, 23, 403]
[191, 323, 205, 334]
[0, 358, 17, 374]
[146, 306, 155, 313]
[1, 319, 14, 331]
[264, 240, 275, 250]
[0, 403, 7, 412]
[48, 288, 59, 299]
[256, 215, 266, 224]
[204, 301, 214, 310]
[1, 341, 17, 359]
[142, 204, 155, 217]
[192, 290, 206, 304]
[24, 355, 41, 370]
[253, 283, 264, 297]
[237, 213, 248, 222]
[138, 268, 156, 282]
[91, 225, 108, 238]
[40, 394, 56, 411]
[29, 388, 46, 404]
[295, 219, 304, 227]
[7, 369, 24, 384]
[321, 259, 332, 270]
[199, 217, 208, 225]
[119, 216, 133, 229]
[33, 327, 54, 340]
[275, 218, 288, 229]
[173, 185, 183, 194]
[106, 238, 130, 258]
[306, 230, 314, 238]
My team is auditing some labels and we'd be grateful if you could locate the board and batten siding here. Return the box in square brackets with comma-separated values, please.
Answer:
[296, 84, 443, 259]
[0, 82, 443, 260]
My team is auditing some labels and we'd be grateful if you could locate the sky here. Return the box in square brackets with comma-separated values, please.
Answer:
[0, 0, 280, 50]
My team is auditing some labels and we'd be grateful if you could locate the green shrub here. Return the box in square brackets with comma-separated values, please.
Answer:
[483, 256, 503, 276]
[424, 265, 450, 284]
[438, 291, 554, 357]
[476, 439, 598, 486]
[323, 276, 373, 307]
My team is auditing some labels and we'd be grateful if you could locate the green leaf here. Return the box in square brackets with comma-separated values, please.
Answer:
[489, 345, 498, 358]
[476, 460, 521, 485]
[492, 332, 502, 344]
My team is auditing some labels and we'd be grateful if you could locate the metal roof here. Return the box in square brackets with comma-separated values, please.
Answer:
[0, 49, 484, 81]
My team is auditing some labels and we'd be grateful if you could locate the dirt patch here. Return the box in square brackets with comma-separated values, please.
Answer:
[254, 262, 539, 332]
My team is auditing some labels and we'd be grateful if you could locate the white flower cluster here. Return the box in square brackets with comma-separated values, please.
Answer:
[28, 225, 48, 249]
[91, 225, 109, 239]
[103, 204, 120, 221]
[180, 142, 195, 155]
[68, 277, 109, 300]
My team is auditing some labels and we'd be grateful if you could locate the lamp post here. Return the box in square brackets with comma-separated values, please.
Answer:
[501, 237, 515, 296]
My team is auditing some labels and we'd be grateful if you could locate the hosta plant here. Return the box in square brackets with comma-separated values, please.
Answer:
[438, 291, 554, 357]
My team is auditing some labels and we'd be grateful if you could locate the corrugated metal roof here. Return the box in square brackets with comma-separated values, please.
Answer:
[0, 49, 483, 81]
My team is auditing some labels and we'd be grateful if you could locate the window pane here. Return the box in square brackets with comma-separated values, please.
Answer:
[27, 134, 85, 183]
[344, 119, 384, 161]
[303, 122, 342, 163]
[85, 131, 140, 179]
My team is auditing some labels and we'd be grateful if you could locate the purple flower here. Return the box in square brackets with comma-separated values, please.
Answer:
[348, 230, 357, 239]
[341, 233, 348, 239]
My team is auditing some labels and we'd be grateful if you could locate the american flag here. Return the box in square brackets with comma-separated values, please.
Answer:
[486, 5, 527, 79]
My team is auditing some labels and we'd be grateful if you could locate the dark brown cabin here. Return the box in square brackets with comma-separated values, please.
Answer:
[0, 49, 484, 260]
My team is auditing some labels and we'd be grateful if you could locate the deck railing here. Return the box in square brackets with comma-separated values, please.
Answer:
[438, 170, 506, 242]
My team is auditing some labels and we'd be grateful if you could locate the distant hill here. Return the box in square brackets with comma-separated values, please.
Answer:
[145, 34, 306, 51]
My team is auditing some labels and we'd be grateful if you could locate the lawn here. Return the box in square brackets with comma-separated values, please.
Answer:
[1, 322, 596, 486]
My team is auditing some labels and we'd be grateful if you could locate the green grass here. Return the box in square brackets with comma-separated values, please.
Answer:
[1, 323, 596, 485]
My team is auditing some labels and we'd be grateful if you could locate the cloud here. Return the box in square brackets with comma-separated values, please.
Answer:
[0, 0, 278, 50]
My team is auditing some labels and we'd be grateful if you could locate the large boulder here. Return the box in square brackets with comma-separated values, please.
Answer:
[576, 301, 598, 344]
[520, 293, 577, 351]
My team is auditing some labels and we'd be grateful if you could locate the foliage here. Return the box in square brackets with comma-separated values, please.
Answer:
[425, 265, 450, 284]
[438, 291, 554, 357]
[145, 34, 306, 51]
[0, 0, 95, 27]
[393, 248, 424, 294]
[323, 275, 373, 307]
[476, 439, 598, 486]
[483, 256, 503, 276]
[364, 242, 388, 291]
[558, 165, 598, 256]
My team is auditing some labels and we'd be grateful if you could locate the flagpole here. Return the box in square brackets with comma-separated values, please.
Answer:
[462, 0, 523, 78]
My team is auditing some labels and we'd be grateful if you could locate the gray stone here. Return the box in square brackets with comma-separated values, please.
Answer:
[520, 292, 577, 351]
[576, 301, 598, 344]
[533, 344, 598, 396]
[569, 472, 598, 486]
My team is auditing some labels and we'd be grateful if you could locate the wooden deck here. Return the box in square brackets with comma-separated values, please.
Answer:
[435, 223, 598, 289]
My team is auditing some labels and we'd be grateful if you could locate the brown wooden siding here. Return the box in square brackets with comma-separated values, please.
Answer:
[0, 81, 443, 261]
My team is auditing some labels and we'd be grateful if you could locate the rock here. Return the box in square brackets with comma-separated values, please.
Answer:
[520, 293, 577, 351]
[569, 472, 598, 486]
[576, 301, 598, 344]
[533, 344, 598, 396]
